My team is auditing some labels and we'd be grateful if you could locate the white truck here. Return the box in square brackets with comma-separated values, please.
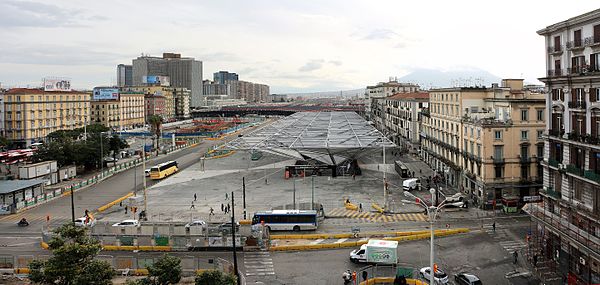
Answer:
[349, 239, 398, 264]
[402, 178, 419, 191]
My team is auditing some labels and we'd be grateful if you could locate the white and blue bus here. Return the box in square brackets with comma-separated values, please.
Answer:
[252, 210, 318, 231]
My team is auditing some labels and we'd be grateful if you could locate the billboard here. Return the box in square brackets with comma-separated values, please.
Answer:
[143, 75, 170, 86]
[93, 88, 119, 100]
[43, 78, 71, 92]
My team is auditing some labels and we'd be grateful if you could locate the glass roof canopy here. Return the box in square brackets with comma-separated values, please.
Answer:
[224, 112, 395, 164]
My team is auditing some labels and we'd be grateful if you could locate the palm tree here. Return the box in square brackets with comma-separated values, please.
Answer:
[147, 115, 163, 152]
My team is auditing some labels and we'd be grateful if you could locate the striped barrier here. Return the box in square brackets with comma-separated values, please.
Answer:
[269, 229, 469, 252]
[345, 202, 358, 211]
[97, 192, 134, 213]
[270, 229, 466, 240]
[371, 203, 385, 214]
[360, 278, 425, 285]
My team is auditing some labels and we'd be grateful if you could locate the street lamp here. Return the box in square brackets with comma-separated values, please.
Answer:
[402, 189, 449, 285]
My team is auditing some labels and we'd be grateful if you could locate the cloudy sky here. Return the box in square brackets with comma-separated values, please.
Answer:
[0, 1, 598, 93]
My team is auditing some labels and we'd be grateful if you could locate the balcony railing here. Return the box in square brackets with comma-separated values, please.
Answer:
[566, 164, 584, 176]
[492, 157, 505, 164]
[584, 170, 600, 184]
[566, 40, 584, 49]
[546, 69, 563, 77]
[548, 129, 565, 137]
[547, 45, 563, 53]
[541, 186, 561, 199]
[567, 100, 586, 109]
[548, 159, 560, 168]
[584, 36, 600, 46]
[519, 156, 531, 164]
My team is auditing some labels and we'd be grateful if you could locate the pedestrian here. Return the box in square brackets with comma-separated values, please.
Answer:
[352, 173, 356, 180]
[194, 193, 197, 201]
[221, 203, 224, 212]
[225, 193, 228, 200]
[190, 201, 195, 210]
[492, 221, 496, 232]
[513, 250, 518, 264]
[227, 203, 230, 213]
[533, 254, 538, 267]
[209, 207, 214, 216]
[419, 169, 422, 175]
[359, 203, 363, 212]
[125, 206, 128, 214]
[119, 201, 123, 207]
[412, 171, 415, 178]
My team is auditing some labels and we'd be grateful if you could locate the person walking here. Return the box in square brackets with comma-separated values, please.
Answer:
[225, 193, 228, 200]
[227, 203, 230, 213]
[209, 207, 214, 216]
[221, 203, 224, 212]
[190, 201, 195, 210]
[194, 193, 197, 201]
[359, 203, 363, 212]
[492, 221, 496, 232]
[513, 250, 519, 264]
[533, 254, 538, 267]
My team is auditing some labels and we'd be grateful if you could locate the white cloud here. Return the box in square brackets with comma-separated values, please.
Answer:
[0, 0, 599, 92]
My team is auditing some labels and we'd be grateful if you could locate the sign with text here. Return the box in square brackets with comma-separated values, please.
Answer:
[143, 75, 170, 86]
[93, 88, 119, 100]
[523, 195, 541, 202]
[43, 78, 71, 91]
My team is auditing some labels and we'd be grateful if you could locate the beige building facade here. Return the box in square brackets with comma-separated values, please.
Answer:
[2, 88, 90, 147]
[90, 91, 145, 130]
[421, 80, 545, 207]
[123, 86, 176, 122]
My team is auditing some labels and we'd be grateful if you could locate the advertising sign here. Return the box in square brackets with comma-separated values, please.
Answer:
[43, 78, 71, 91]
[523, 195, 541, 202]
[366, 240, 398, 264]
[143, 75, 170, 86]
[92, 88, 119, 100]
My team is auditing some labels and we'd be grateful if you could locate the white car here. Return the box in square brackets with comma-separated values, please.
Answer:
[144, 169, 151, 177]
[420, 267, 449, 284]
[185, 220, 206, 229]
[112, 219, 140, 227]
[74, 217, 96, 227]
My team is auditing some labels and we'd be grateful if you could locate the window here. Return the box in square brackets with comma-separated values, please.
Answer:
[477, 129, 481, 138]
[537, 130, 544, 139]
[521, 130, 529, 140]
[574, 29, 582, 47]
[477, 144, 481, 157]
[470, 127, 474, 137]
[495, 166, 503, 178]
[591, 53, 600, 72]
[494, 130, 502, 140]
[537, 110, 544, 121]
[494, 145, 503, 159]
[554, 35, 561, 51]
[521, 109, 528, 121]
[537, 144, 544, 159]
[520, 145, 529, 159]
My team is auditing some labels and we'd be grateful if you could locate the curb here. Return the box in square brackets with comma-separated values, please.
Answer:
[96, 192, 134, 213]
[360, 277, 425, 285]
[270, 228, 469, 240]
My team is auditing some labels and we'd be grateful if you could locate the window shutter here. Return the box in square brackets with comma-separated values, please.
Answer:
[591, 88, 597, 102]
[591, 54, 597, 70]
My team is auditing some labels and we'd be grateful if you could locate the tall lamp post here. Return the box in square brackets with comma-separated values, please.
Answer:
[402, 189, 448, 285]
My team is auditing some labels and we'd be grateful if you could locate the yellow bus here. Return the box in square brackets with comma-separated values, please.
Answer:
[150, 160, 178, 180]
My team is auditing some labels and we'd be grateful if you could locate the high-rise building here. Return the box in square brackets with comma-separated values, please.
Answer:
[132, 53, 203, 108]
[173, 88, 191, 120]
[117, 64, 133, 87]
[230, 81, 269, 103]
[203, 80, 230, 96]
[2, 88, 90, 147]
[123, 86, 176, 122]
[421, 79, 546, 205]
[214, 71, 239, 84]
[535, 9, 600, 283]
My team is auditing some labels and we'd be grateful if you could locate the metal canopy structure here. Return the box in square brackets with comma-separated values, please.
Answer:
[224, 112, 395, 164]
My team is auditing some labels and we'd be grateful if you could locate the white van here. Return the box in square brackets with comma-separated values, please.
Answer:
[402, 178, 419, 191]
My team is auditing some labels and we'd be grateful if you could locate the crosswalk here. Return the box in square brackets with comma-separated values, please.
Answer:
[244, 251, 275, 277]
[483, 222, 526, 253]
[326, 208, 427, 222]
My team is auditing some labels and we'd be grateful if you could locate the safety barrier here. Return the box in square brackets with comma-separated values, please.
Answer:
[371, 203, 385, 214]
[102, 245, 172, 252]
[359, 277, 425, 285]
[269, 229, 469, 251]
[345, 202, 358, 211]
[97, 192, 134, 213]
[270, 229, 468, 240]
[239, 219, 252, 225]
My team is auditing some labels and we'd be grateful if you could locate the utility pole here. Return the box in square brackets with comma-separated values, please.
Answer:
[293, 178, 296, 210]
[142, 135, 147, 212]
[243, 177, 246, 220]
[70, 186, 75, 223]
[311, 174, 315, 210]
[231, 191, 240, 284]
[100, 133, 104, 177]
[383, 136, 387, 211]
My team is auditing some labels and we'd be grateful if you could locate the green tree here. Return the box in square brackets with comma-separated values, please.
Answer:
[0, 136, 10, 149]
[32, 139, 75, 168]
[195, 270, 237, 285]
[136, 254, 182, 285]
[109, 134, 129, 161]
[147, 115, 163, 151]
[29, 223, 115, 285]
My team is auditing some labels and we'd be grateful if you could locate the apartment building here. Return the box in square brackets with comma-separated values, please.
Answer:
[90, 91, 145, 130]
[173, 88, 191, 120]
[380, 92, 429, 151]
[365, 80, 419, 122]
[2, 88, 90, 147]
[421, 80, 545, 206]
[230, 80, 269, 103]
[536, 9, 600, 283]
[123, 86, 176, 122]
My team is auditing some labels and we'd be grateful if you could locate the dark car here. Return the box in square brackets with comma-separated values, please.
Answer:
[455, 273, 482, 285]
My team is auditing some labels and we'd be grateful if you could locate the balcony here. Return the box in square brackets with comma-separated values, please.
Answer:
[568, 66, 589, 75]
[541, 186, 561, 199]
[566, 164, 584, 176]
[548, 129, 565, 137]
[584, 170, 600, 184]
[548, 159, 560, 168]
[566, 40, 584, 50]
[567, 100, 586, 109]
[519, 156, 531, 164]
[584, 36, 600, 47]
[492, 157, 505, 164]
[547, 45, 563, 55]
[546, 69, 563, 77]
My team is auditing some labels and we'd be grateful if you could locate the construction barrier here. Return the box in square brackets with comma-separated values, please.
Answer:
[359, 278, 425, 285]
[97, 192, 134, 213]
[345, 202, 358, 211]
[14, 268, 30, 274]
[239, 219, 252, 225]
[372, 203, 385, 214]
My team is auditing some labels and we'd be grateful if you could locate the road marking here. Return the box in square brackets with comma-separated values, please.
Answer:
[310, 239, 325, 245]
[335, 238, 348, 243]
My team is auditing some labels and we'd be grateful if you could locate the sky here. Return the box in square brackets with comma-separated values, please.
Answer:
[0, 1, 599, 93]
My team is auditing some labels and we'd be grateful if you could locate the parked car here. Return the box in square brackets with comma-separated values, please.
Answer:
[185, 220, 206, 228]
[74, 217, 96, 227]
[112, 219, 140, 227]
[419, 267, 449, 284]
[454, 273, 482, 285]
[219, 222, 240, 233]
